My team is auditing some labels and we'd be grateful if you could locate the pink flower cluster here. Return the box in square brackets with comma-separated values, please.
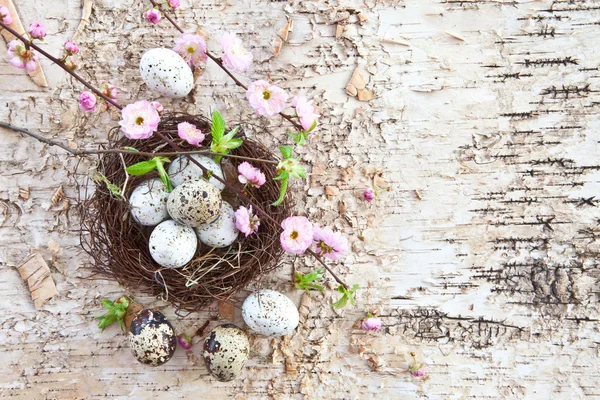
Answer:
[361, 316, 382, 331]
[246, 80, 288, 118]
[238, 162, 265, 188]
[79, 92, 97, 112]
[235, 206, 260, 237]
[221, 33, 252, 72]
[278, 217, 349, 258]
[363, 187, 375, 202]
[292, 96, 319, 131]
[28, 22, 46, 39]
[7, 40, 39, 72]
[177, 122, 205, 146]
[173, 33, 207, 67]
[119, 100, 161, 139]
[145, 9, 161, 24]
[0, 6, 13, 25]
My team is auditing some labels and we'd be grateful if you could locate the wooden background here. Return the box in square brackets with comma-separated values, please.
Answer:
[1, 0, 599, 398]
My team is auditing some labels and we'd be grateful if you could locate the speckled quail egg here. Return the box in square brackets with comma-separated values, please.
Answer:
[168, 155, 225, 190]
[203, 324, 250, 382]
[139, 48, 193, 98]
[129, 309, 177, 366]
[195, 202, 239, 248]
[166, 179, 222, 227]
[149, 220, 197, 268]
[129, 178, 170, 226]
[242, 290, 299, 337]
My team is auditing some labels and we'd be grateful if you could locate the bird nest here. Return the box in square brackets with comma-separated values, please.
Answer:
[80, 114, 290, 313]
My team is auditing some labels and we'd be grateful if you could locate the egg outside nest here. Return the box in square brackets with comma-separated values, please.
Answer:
[203, 324, 250, 382]
[128, 309, 177, 366]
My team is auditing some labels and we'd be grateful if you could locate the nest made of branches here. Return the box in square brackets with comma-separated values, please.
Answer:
[80, 113, 290, 313]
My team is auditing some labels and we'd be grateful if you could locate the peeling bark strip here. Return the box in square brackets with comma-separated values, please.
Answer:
[17, 254, 57, 309]
[2, 0, 600, 398]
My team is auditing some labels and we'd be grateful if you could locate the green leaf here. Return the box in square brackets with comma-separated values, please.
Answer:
[97, 296, 130, 332]
[155, 158, 173, 192]
[272, 174, 289, 206]
[126, 159, 157, 176]
[306, 119, 318, 133]
[211, 110, 226, 141]
[122, 146, 139, 152]
[332, 284, 359, 309]
[294, 269, 325, 292]
[226, 138, 243, 150]
[280, 145, 293, 159]
[94, 174, 124, 199]
[223, 126, 240, 141]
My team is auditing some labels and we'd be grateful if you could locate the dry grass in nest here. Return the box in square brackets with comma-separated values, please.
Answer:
[80, 113, 290, 313]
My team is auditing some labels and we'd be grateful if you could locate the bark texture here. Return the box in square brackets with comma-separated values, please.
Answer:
[1, 0, 599, 399]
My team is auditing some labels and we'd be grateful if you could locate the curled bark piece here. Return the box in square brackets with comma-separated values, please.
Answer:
[0, 0, 48, 87]
[71, 0, 93, 41]
[17, 253, 58, 310]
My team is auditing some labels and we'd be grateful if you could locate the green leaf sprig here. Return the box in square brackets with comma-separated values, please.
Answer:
[210, 110, 243, 163]
[96, 296, 130, 332]
[126, 156, 172, 192]
[94, 173, 125, 199]
[287, 119, 317, 146]
[332, 284, 359, 309]
[272, 146, 307, 206]
[294, 269, 325, 292]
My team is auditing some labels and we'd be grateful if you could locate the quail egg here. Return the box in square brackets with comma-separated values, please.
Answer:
[168, 155, 225, 190]
[129, 178, 170, 226]
[203, 324, 250, 382]
[139, 48, 193, 98]
[195, 202, 239, 248]
[167, 179, 222, 227]
[242, 290, 299, 337]
[149, 219, 197, 268]
[129, 309, 177, 366]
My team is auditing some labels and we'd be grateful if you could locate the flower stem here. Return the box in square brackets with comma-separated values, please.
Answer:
[0, 21, 122, 110]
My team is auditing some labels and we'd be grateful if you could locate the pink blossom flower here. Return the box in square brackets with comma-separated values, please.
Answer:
[151, 101, 164, 113]
[28, 22, 46, 39]
[168, 0, 181, 8]
[280, 216, 313, 254]
[246, 80, 288, 118]
[0, 6, 13, 25]
[145, 8, 161, 24]
[235, 206, 260, 237]
[292, 96, 319, 131]
[178, 334, 192, 350]
[119, 100, 161, 140]
[363, 187, 375, 202]
[7, 40, 38, 72]
[173, 33, 207, 67]
[409, 352, 427, 378]
[101, 82, 117, 101]
[361, 317, 382, 331]
[221, 32, 253, 72]
[411, 368, 427, 378]
[177, 122, 205, 146]
[79, 91, 97, 112]
[238, 162, 266, 188]
[64, 40, 79, 54]
[312, 226, 348, 260]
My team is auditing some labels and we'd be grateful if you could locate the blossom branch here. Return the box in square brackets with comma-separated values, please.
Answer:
[0, 122, 276, 163]
[0, 21, 122, 110]
[147, 0, 303, 130]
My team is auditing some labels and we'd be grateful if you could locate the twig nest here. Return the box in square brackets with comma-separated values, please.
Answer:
[167, 179, 222, 227]
[168, 155, 225, 190]
[129, 309, 176, 366]
[195, 202, 239, 248]
[129, 178, 170, 226]
[140, 48, 193, 98]
[149, 220, 197, 268]
[203, 324, 250, 382]
[242, 290, 299, 336]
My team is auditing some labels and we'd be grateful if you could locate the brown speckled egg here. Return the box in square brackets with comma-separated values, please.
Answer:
[128, 309, 176, 366]
[203, 324, 250, 382]
[167, 179, 222, 227]
[242, 290, 299, 337]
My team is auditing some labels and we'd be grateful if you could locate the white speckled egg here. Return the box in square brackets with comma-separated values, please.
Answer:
[242, 290, 299, 337]
[203, 324, 249, 382]
[129, 178, 170, 226]
[168, 155, 225, 190]
[167, 180, 222, 227]
[140, 48, 193, 98]
[149, 220, 197, 268]
[195, 202, 239, 248]
[129, 309, 176, 366]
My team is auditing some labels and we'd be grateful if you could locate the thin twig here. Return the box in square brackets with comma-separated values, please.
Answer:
[0, 122, 277, 163]
[148, 0, 303, 130]
[306, 249, 348, 290]
[0, 21, 122, 110]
